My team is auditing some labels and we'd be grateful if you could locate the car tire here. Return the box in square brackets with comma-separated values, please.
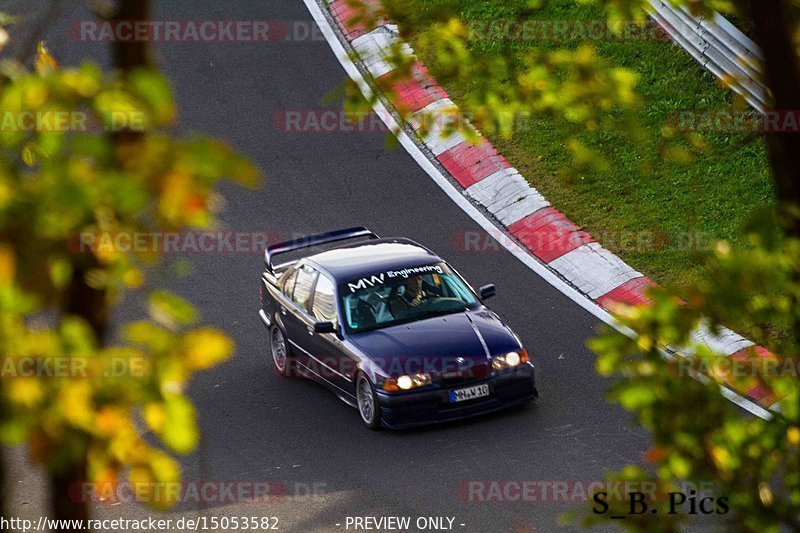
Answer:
[356, 374, 382, 430]
[270, 325, 295, 378]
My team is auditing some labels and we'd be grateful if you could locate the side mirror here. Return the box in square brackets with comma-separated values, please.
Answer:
[314, 321, 337, 334]
[478, 284, 496, 300]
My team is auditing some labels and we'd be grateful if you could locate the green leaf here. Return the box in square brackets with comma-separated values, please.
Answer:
[128, 69, 176, 125]
[162, 395, 198, 454]
[21, 144, 36, 167]
[0, 419, 30, 445]
[148, 290, 198, 329]
[614, 381, 658, 409]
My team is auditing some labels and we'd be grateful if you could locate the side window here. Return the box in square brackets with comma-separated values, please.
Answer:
[282, 268, 298, 297]
[292, 265, 317, 311]
[311, 275, 338, 327]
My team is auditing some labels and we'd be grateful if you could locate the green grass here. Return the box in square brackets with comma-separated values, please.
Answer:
[400, 0, 774, 293]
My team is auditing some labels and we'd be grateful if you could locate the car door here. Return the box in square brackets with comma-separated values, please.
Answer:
[283, 263, 318, 371]
[307, 273, 354, 397]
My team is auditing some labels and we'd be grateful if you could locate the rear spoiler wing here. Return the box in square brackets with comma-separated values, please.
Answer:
[264, 226, 380, 273]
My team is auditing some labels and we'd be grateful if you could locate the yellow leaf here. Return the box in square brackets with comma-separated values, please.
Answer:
[143, 403, 166, 433]
[158, 170, 190, 223]
[35, 42, 59, 75]
[162, 395, 198, 454]
[91, 466, 120, 499]
[668, 454, 692, 478]
[636, 335, 654, 352]
[788, 426, 800, 447]
[123, 268, 145, 288]
[182, 328, 233, 370]
[710, 445, 732, 472]
[7, 378, 44, 407]
[758, 482, 773, 507]
[612, 302, 641, 321]
[59, 381, 93, 428]
[130, 453, 181, 509]
[129, 465, 158, 506]
[107, 423, 139, 462]
[95, 407, 127, 437]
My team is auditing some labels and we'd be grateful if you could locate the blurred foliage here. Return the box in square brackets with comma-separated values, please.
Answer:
[576, 226, 800, 532]
[0, 12, 11, 54]
[340, 0, 742, 174]
[0, 45, 260, 507]
[336, 0, 799, 531]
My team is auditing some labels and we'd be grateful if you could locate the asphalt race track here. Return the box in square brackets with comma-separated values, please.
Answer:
[5, 1, 659, 531]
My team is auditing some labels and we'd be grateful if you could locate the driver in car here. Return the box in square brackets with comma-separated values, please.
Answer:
[389, 275, 428, 315]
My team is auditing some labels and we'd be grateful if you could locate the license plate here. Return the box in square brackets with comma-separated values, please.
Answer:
[449, 384, 490, 403]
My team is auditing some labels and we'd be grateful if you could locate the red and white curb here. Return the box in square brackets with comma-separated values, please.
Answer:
[306, 0, 778, 417]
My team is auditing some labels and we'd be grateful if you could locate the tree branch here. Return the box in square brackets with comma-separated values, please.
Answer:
[110, 0, 153, 71]
[741, 0, 800, 237]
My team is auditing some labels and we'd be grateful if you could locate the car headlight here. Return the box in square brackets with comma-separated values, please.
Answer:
[397, 375, 414, 389]
[492, 350, 528, 370]
[385, 373, 432, 391]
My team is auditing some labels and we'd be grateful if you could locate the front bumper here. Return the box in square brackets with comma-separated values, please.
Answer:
[375, 363, 538, 430]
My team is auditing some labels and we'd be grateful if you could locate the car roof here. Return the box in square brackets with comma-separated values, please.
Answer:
[305, 238, 442, 281]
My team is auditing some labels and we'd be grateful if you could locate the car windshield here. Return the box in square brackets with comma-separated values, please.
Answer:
[339, 262, 479, 332]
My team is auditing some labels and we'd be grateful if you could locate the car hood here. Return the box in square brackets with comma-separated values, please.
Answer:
[348, 308, 521, 376]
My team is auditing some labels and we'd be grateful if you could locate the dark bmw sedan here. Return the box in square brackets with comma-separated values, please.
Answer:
[258, 227, 538, 429]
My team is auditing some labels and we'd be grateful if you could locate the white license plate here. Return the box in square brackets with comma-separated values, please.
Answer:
[449, 384, 490, 403]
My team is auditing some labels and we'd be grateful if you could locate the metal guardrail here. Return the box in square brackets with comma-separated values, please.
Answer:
[647, 0, 769, 112]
